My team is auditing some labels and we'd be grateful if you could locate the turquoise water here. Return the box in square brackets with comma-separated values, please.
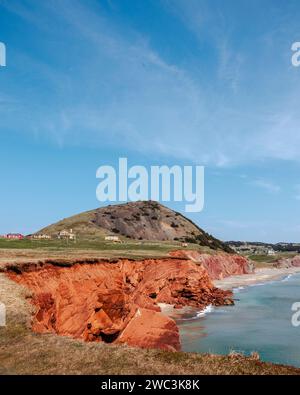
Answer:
[177, 273, 300, 367]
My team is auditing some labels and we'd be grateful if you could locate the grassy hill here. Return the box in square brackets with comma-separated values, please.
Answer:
[36, 201, 233, 253]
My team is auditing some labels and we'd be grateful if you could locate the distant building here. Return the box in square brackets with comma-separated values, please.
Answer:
[31, 234, 52, 240]
[57, 229, 76, 241]
[105, 235, 121, 243]
[6, 233, 24, 240]
[229, 243, 277, 256]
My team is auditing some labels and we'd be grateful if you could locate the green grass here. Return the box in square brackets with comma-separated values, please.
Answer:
[0, 238, 167, 250]
[246, 252, 297, 269]
[0, 237, 206, 256]
[248, 254, 279, 264]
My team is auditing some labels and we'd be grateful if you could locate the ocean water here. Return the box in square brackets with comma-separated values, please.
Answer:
[177, 273, 300, 367]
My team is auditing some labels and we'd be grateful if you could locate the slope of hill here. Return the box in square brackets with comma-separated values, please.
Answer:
[37, 201, 232, 253]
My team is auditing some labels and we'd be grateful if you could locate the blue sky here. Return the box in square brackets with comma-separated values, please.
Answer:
[1, 0, 300, 242]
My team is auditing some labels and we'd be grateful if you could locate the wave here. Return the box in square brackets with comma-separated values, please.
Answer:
[281, 274, 292, 282]
[233, 286, 245, 293]
[234, 273, 295, 291]
[196, 304, 214, 317]
[177, 304, 214, 321]
[249, 273, 296, 287]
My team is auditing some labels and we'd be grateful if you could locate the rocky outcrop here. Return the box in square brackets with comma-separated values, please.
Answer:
[274, 255, 300, 269]
[7, 256, 233, 351]
[169, 250, 253, 280]
[118, 308, 180, 352]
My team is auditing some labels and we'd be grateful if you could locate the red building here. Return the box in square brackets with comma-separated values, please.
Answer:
[6, 233, 24, 240]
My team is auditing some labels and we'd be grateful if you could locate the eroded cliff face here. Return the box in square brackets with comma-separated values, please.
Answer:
[6, 256, 233, 351]
[170, 250, 253, 280]
[275, 255, 300, 268]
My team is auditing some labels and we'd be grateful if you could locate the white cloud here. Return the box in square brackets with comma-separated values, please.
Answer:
[2, 0, 300, 168]
[249, 179, 281, 193]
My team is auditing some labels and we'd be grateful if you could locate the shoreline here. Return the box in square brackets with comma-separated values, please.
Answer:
[158, 266, 300, 371]
[159, 266, 300, 318]
[214, 266, 300, 290]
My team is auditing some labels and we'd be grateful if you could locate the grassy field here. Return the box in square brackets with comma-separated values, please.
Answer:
[246, 253, 295, 268]
[1, 271, 299, 375]
[0, 237, 179, 252]
[0, 238, 214, 263]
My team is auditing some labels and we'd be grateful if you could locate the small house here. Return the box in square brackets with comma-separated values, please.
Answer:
[57, 229, 76, 241]
[31, 234, 52, 240]
[6, 233, 24, 240]
[105, 235, 121, 243]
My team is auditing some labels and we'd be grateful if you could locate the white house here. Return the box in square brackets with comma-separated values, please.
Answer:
[32, 234, 52, 240]
[58, 229, 76, 241]
[105, 235, 121, 243]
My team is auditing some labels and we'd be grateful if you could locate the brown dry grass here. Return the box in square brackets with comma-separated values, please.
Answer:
[0, 269, 299, 375]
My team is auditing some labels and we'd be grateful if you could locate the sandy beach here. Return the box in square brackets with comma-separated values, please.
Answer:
[214, 266, 300, 290]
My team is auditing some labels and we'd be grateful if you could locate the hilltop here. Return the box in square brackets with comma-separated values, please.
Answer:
[37, 201, 232, 253]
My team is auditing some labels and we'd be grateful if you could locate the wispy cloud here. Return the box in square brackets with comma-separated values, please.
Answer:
[217, 39, 244, 92]
[249, 179, 281, 193]
[2, 0, 300, 168]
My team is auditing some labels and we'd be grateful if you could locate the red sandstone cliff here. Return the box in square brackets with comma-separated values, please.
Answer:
[169, 250, 253, 280]
[274, 255, 300, 268]
[7, 256, 233, 351]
